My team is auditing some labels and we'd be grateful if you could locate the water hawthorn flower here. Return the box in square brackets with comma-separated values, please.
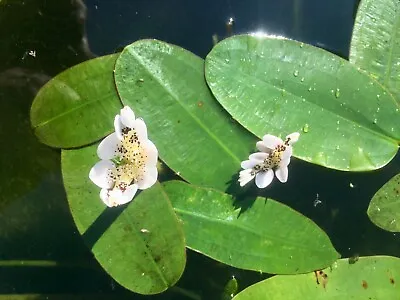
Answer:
[89, 106, 158, 207]
[239, 132, 300, 188]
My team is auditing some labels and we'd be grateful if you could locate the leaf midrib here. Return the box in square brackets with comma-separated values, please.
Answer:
[125, 46, 242, 166]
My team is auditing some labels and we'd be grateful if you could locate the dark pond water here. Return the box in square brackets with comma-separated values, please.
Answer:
[1, 0, 399, 299]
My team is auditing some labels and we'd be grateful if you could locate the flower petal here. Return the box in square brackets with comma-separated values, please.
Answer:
[100, 184, 138, 207]
[262, 134, 283, 150]
[89, 160, 115, 189]
[256, 141, 271, 152]
[114, 114, 123, 140]
[281, 146, 292, 160]
[280, 156, 291, 167]
[249, 152, 268, 161]
[120, 106, 136, 128]
[238, 169, 255, 186]
[144, 140, 158, 166]
[133, 118, 148, 141]
[137, 166, 158, 190]
[275, 165, 288, 183]
[241, 159, 261, 169]
[97, 132, 121, 160]
[286, 132, 300, 145]
[255, 169, 274, 188]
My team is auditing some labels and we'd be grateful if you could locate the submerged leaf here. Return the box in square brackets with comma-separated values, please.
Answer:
[205, 34, 400, 171]
[368, 173, 400, 232]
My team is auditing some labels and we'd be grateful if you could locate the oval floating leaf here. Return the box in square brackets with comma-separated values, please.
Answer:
[62, 144, 186, 295]
[162, 180, 339, 274]
[114, 39, 256, 191]
[233, 256, 400, 300]
[350, 0, 400, 103]
[368, 173, 400, 232]
[31, 54, 122, 148]
[205, 34, 400, 171]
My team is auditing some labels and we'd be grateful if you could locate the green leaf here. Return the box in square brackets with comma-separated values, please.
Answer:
[114, 39, 256, 191]
[31, 54, 122, 148]
[205, 34, 400, 171]
[61, 144, 186, 295]
[367, 173, 400, 232]
[233, 256, 400, 300]
[350, 0, 400, 103]
[162, 180, 339, 274]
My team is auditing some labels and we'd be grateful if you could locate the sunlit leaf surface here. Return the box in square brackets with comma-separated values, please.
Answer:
[233, 256, 400, 300]
[163, 181, 339, 274]
[205, 34, 400, 171]
[114, 39, 256, 191]
[350, 0, 400, 103]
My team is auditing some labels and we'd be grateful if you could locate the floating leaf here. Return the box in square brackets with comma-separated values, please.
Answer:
[233, 256, 400, 300]
[114, 39, 256, 191]
[350, 0, 400, 103]
[31, 54, 122, 148]
[62, 144, 186, 295]
[162, 181, 339, 274]
[205, 34, 400, 171]
[368, 173, 400, 232]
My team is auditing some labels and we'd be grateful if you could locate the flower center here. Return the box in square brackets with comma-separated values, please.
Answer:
[254, 144, 287, 173]
[111, 127, 148, 190]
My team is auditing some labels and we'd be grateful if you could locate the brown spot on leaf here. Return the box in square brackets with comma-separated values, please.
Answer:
[362, 280, 368, 289]
[390, 278, 395, 285]
[197, 101, 204, 108]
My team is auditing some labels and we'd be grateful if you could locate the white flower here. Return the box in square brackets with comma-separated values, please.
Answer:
[89, 106, 158, 207]
[239, 132, 300, 188]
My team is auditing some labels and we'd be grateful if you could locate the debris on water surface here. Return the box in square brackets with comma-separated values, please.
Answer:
[313, 193, 321, 207]
[314, 270, 328, 289]
[348, 254, 359, 264]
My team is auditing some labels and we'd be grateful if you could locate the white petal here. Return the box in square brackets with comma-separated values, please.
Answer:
[241, 159, 261, 169]
[120, 106, 136, 128]
[97, 132, 121, 160]
[100, 188, 113, 207]
[255, 169, 274, 188]
[137, 166, 157, 190]
[89, 160, 115, 189]
[280, 156, 291, 167]
[262, 134, 283, 150]
[114, 114, 123, 140]
[286, 132, 300, 145]
[133, 118, 148, 141]
[249, 152, 268, 161]
[100, 185, 138, 207]
[144, 140, 158, 166]
[238, 169, 255, 186]
[256, 141, 271, 152]
[275, 165, 288, 183]
[281, 146, 292, 160]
